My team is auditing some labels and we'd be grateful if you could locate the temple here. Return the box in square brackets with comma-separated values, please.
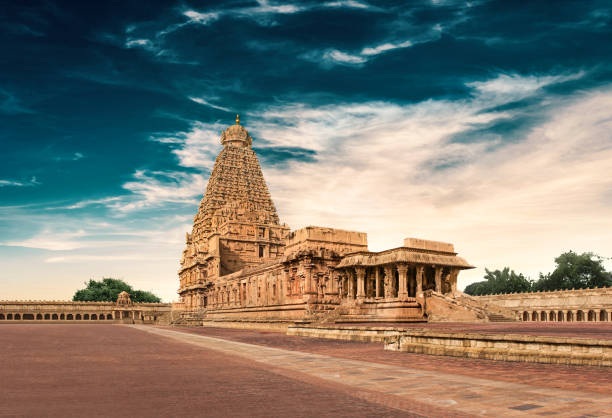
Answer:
[175, 118, 511, 324]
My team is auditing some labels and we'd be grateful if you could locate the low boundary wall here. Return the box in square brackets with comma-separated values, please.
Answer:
[202, 320, 292, 332]
[287, 325, 612, 367]
[287, 325, 401, 342]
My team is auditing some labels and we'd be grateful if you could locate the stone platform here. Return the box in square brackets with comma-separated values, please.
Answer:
[286, 323, 612, 367]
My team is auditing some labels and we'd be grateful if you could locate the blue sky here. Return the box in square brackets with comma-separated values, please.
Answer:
[1, 0, 612, 302]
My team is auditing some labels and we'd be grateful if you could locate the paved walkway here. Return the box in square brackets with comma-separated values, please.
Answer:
[138, 326, 612, 417]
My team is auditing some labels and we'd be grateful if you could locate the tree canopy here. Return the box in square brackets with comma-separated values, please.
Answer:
[464, 267, 532, 296]
[72, 278, 162, 303]
[464, 251, 612, 296]
[532, 251, 612, 291]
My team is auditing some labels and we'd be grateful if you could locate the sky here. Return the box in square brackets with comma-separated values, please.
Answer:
[1, 0, 612, 303]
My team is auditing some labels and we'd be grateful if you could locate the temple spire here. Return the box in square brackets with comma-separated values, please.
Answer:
[235, 114, 240, 125]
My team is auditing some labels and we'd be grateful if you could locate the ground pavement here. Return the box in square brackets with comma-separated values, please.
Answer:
[1, 324, 611, 417]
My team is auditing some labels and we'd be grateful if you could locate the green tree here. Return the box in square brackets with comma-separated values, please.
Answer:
[532, 251, 612, 291]
[72, 278, 161, 303]
[464, 267, 532, 296]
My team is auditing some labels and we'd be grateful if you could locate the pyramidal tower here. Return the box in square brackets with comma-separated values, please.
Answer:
[178, 116, 290, 308]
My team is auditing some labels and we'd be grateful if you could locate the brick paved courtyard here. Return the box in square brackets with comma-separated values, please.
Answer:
[2, 324, 611, 417]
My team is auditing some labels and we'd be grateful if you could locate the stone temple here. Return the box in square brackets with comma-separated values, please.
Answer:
[176, 117, 512, 324]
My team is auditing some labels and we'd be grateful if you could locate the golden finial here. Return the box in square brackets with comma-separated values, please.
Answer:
[236, 114, 240, 125]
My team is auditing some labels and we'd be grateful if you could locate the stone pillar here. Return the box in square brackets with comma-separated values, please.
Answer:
[355, 267, 366, 301]
[383, 266, 393, 298]
[304, 261, 315, 295]
[375, 268, 381, 298]
[416, 266, 424, 296]
[434, 266, 442, 293]
[449, 269, 459, 294]
[282, 270, 288, 297]
[329, 270, 338, 296]
[347, 270, 355, 300]
[397, 264, 408, 300]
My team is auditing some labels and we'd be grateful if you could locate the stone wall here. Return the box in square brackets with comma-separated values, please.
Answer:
[0, 300, 171, 324]
[474, 287, 612, 322]
[385, 328, 612, 367]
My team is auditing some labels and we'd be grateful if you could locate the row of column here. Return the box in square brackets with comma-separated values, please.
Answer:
[522, 309, 610, 322]
[344, 264, 458, 301]
[0, 312, 133, 320]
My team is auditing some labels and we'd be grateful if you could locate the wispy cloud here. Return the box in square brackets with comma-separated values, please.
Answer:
[0, 89, 35, 114]
[151, 0, 377, 39]
[45, 254, 176, 263]
[361, 40, 413, 56]
[324, 1, 371, 9]
[322, 49, 367, 65]
[116, 170, 206, 212]
[306, 28, 442, 67]
[183, 10, 220, 25]
[54, 152, 84, 162]
[188, 97, 231, 112]
[467, 72, 585, 102]
[63, 197, 121, 210]
[4, 229, 90, 251]
[0, 176, 40, 187]
[125, 38, 156, 51]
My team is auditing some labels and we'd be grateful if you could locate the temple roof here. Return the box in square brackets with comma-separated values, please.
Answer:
[336, 247, 474, 269]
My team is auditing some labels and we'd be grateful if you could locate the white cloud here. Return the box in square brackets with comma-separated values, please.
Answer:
[189, 96, 231, 112]
[183, 10, 220, 24]
[361, 40, 412, 56]
[0, 176, 40, 187]
[467, 72, 585, 102]
[64, 197, 121, 210]
[45, 254, 176, 263]
[322, 49, 367, 65]
[252, 0, 302, 14]
[308, 26, 443, 67]
[114, 170, 206, 212]
[324, 1, 371, 9]
[125, 38, 156, 51]
[4, 229, 89, 251]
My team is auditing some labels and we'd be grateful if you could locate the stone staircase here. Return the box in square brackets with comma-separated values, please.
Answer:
[306, 303, 346, 324]
[335, 300, 426, 324]
[171, 310, 207, 327]
[425, 291, 516, 322]
[486, 313, 516, 322]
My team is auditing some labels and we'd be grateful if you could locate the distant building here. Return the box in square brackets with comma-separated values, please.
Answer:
[0, 292, 171, 323]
